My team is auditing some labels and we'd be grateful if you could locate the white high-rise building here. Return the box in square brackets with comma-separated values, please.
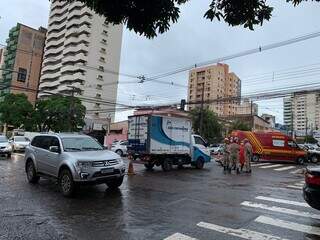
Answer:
[38, 0, 123, 125]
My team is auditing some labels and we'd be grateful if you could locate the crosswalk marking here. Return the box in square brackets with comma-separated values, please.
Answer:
[197, 221, 288, 240]
[274, 166, 296, 171]
[251, 163, 271, 167]
[241, 201, 320, 219]
[259, 164, 283, 169]
[164, 233, 198, 240]
[255, 196, 310, 208]
[255, 216, 320, 236]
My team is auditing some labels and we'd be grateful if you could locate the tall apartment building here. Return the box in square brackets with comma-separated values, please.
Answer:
[0, 23, 46, 105]
[38, 0, 123, 124]
[261, 113, 276, 128]
[292, 92, 320, 132]
[188, 63, 241, 116]
[236, 98, 258, 115]
[283, 95, 293, 128]
[283, 93, 320, 134]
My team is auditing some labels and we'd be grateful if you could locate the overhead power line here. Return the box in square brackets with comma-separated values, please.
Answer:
[144, 30, 320, 81]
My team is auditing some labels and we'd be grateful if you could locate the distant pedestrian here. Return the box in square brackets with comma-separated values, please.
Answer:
[222, 138, 230, 173]
[229, 137, 240, 174]
[243, 139, 253, 173]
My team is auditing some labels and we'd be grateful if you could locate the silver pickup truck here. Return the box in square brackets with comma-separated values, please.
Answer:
[24, 133, 126, 197]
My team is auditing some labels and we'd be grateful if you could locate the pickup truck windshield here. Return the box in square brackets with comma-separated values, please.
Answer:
[62, 137, 104, 152]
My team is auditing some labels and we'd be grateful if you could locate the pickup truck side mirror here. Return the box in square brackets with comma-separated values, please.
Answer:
[49, 146, 61, 153]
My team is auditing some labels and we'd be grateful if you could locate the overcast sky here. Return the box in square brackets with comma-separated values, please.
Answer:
[1, 0, 320, 123]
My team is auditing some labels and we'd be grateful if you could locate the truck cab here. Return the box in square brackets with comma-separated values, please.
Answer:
[191, 134, 211, 166]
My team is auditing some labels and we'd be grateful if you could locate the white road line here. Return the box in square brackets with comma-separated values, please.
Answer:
[287, 185, 302, 190]
[259, 164, 283, 169]
[255, 196, 310, 208]
[164, 233, 198, 240]
[251, 163, 272, 167]
[197, 221, 288, 240]
[241, 201, 320, 219]
[274, 166, 296, 171]
[255, 216, 320, 236]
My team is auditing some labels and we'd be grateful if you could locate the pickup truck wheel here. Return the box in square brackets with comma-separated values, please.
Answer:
[115, 149, 123, 157]
[310, 155, 319, 163]
[296, 157, 305, 165]
[26, 160, 40, 184]
[106, 176, 124, 189]
[144, 163, 154, 171]
[162, 159, 173, 172]
[252, 154, 260, 162]
[195, 158, 204, 169]
[7, 153, 11, 158]
[59, 169, 76, 197]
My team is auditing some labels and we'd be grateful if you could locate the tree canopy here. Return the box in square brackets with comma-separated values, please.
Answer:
[189, 108, 223, 143]
[33, 96, 86, 132]
[0, 94, 86, 132]
[69, 0, 316, 38]
[0, 93, 34, 129]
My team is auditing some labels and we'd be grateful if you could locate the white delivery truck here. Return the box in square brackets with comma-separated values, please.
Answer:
[127, 114, 211, 171]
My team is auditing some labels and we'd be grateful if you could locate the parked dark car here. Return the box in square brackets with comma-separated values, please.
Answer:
[303, 167, 320, 210]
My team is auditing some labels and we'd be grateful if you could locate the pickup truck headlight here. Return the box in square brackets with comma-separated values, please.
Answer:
[77, 161, 92, 171]
[5, 145, 12, 151]
[117, 158, 124, 165]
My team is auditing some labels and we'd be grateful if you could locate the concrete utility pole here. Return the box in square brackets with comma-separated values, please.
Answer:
[305, 117, 308, 142]
[199, 82, 205, 136]
[68, 86, 77, 132]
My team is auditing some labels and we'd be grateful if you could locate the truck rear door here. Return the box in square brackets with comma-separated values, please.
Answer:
[128, 116, 148, 154]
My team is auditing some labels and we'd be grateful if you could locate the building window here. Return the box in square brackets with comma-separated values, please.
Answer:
[96, 93, 101, 98]
[95, 112, 99, 116]
[95, 103, 100, 108]
[98, 66, 104, 72]
[17, 68, 27, 82]
[96, 84, 102, 90]
[100, 48, 106, 54]
[101, 39, 107, 45]
[99, 57, 106, 63]
[97, 75, 103, 80]
[102, 30, 108, 36]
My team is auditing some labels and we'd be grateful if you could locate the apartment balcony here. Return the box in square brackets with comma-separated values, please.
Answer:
[66, 15, 92, 29]
[63, 53, 87, 64]
[59, 72, 85, 84]
[49, 15, 68, 27]
[62, 43, 89, 56]
[41, 65, 62, 76]
[68, 1, 85, 10]
[64, 34, 89, 47]
[39, 81, 60, 89]
[41, 71, 61, 81]
[65, 25, 91, 38]
[45, 37, 65, 50]
[50, 7, 68, 19]
[68, 7, 92, 20]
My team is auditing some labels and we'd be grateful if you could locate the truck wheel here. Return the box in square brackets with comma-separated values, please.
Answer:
[144, 163, 154, 171]
[106, 176, 124, 189]
[296, 157, 305, 165]
[252, 154, 260, 162]
[161, 159, 173, 172]
[310, 155, 319, 163]
[59, 169, 76, 197]
[7, 153, 11, 158]
[195, 158, 204, 169]
[26, 160, 40, 184]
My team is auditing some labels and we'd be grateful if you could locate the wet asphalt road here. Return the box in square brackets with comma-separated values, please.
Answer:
[0, 154, 319, 240]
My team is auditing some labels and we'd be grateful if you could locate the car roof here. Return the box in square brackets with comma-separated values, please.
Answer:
[33, 133, 91, 139]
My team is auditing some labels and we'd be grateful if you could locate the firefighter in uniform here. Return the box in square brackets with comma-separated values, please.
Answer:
[229, 137, 240, 174]
[243, 139, 253, 173]
[222, 138, 230, 173]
